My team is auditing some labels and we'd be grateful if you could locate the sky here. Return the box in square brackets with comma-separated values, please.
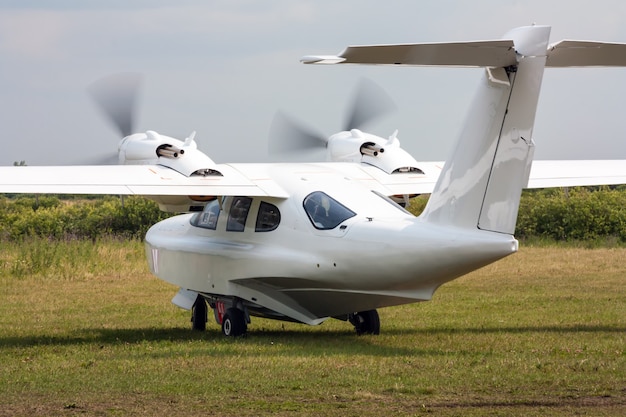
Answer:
[1, 0, 626, 166]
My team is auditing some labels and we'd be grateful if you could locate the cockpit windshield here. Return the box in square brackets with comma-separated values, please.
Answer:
[303, 191, 356, 230]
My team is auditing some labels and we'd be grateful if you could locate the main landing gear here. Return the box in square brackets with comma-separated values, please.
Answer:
[191, 295, 380, 337]
[349, 310, 380, 335]
[190, 296, 248, 337]
[221, 307, 247, 337]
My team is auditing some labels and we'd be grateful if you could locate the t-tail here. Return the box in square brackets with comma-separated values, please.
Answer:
[302, 24, 626, 236]
[421, 25, 548, 234]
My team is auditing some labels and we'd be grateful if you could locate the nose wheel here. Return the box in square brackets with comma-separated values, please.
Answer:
[349, 310, 380, 335]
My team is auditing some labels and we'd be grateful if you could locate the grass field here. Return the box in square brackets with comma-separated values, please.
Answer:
[0, 240, 624, 416]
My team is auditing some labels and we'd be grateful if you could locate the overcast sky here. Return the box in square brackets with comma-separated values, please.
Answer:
[1, 1, 626, 166]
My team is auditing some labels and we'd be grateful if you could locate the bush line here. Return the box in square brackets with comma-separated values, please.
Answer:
[1, 186, 625, 243]
[0, 195, 171, 241]
[410, 186, 626, 244]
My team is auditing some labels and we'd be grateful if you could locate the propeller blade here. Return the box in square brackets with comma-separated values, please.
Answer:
[268, 111, 328, 154]
[343, 78, 397, 131]
[87, 72, 142, 137]
[268, 78, 396, 157]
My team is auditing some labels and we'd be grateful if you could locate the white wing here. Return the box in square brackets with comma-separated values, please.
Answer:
[527, 160, 626, 188]
[0, 160, 624, 207]
[355, 162, 443, 195]
[330, 160, 626, 196]
[0, 164, 288, 197]
[340, 160, 626, 195]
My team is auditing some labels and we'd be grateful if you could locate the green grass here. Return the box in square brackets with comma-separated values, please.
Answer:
[0, 241, 624, 416]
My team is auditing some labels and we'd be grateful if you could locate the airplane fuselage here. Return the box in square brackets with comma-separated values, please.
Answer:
[145, 163, 517, 324]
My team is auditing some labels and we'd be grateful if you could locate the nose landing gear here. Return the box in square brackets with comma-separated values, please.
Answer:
[191, 296, 208, 331]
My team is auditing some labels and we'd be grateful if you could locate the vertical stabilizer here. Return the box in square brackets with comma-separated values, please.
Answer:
[421, 26, 550, 234]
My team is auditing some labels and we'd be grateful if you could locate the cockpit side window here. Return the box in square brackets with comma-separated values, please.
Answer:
[255, 201, 281, 232]
[191, 198, 220, 230]
[226, 196, 252, 232]
[303, 191, 356, 230]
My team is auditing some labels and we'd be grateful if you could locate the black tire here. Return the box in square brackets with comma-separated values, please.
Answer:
[191, 296, 207, 331]
[221, 307, 247, 337]
[350, 310, 380, 335]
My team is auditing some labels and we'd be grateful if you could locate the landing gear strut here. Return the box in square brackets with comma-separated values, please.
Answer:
[191, 296, 208, 331]
[349, 310, 380, 335]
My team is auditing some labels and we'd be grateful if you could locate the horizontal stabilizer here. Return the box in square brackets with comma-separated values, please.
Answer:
[547, 40, 626, 67]
[302, 40, 517, 67]
[303, 37, 626, 69]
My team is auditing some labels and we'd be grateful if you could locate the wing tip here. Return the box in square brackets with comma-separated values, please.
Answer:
[300, 55, 346, 65]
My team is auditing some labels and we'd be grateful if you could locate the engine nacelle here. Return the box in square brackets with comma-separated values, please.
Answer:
[326, 129, 425, 175]
[118, 130, 222, 177]
[117, 130, 223, 212]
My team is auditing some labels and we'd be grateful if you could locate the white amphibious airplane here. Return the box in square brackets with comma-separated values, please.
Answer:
[1, 25, 626, 337]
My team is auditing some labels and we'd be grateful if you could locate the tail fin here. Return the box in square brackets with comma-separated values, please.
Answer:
[302, 25, 626, 234]
[422, 26, 549, 234]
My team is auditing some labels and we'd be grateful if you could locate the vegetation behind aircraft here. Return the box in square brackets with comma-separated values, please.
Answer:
[1, 186, 625, 243]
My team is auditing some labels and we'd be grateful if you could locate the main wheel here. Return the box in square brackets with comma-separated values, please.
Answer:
[221, 307, 247, 337]
[191, 296, 207, 331]
[350, 310, 380, 335]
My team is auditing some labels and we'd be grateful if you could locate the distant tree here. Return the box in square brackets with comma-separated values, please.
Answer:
[13, 160, 27, 166]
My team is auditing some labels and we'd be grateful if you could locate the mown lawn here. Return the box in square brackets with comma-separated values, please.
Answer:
[0, 241, 624, 416]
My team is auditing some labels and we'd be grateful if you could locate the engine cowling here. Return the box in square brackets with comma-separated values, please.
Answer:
[117, 130, 223, 212]
[327, 129, 424, 175]
[118, 130, 221, 177]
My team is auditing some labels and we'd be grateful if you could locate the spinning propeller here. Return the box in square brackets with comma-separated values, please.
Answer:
[86, 73, 218, 178]
[268, 78, 397, 156]
[87, 72, 142, 138]
[83, 73, 143, 165]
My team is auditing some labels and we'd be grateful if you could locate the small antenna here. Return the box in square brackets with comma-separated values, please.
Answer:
[184, 131, 197, 146]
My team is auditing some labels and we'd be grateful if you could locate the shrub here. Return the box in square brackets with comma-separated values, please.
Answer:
[0, 196, 171, 241]
[407, 187, 626, 243]
[516, 187, 626, 242]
